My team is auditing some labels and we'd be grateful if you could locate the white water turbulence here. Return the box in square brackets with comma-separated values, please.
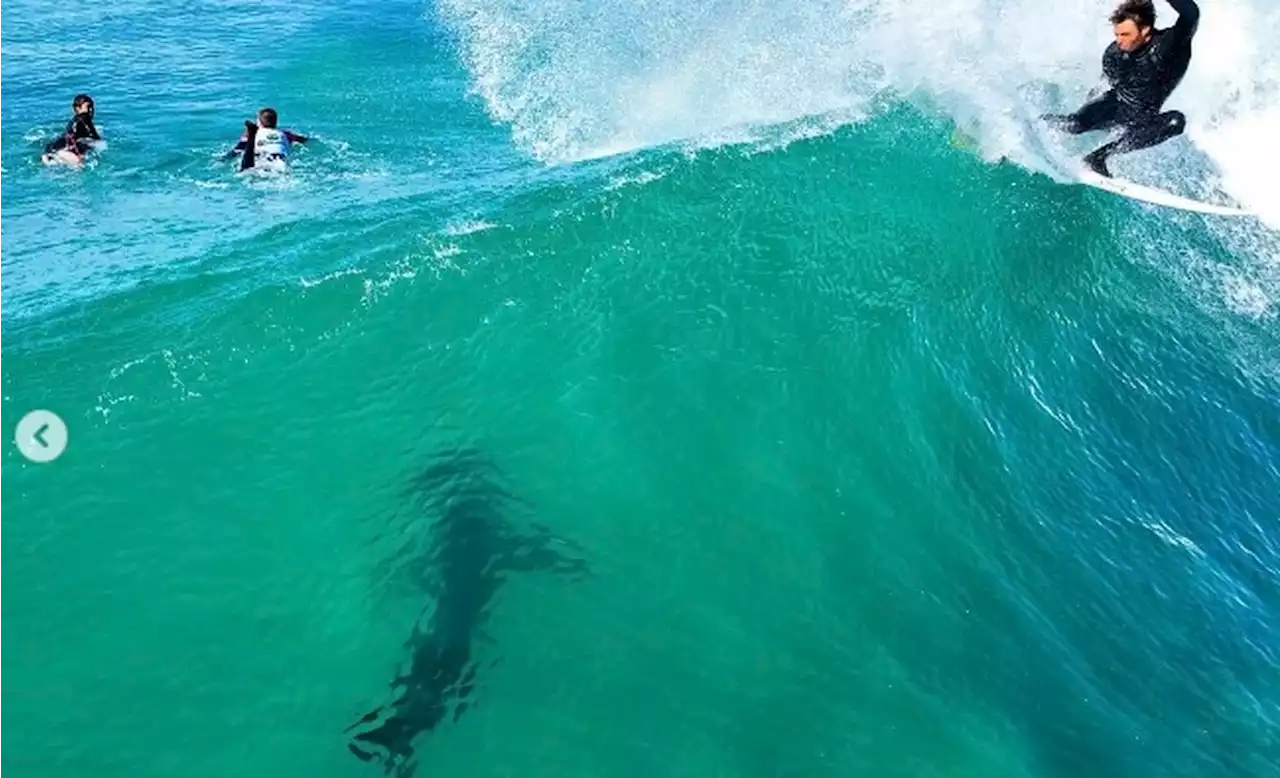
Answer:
[435, 0, 875, 161]
[436, 0, 1279, 223]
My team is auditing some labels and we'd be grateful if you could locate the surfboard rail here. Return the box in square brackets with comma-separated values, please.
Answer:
[1077, 171, 1253, 217]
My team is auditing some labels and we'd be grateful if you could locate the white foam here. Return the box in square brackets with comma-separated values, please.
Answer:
[438, 0, 875, 163]
[1194, 106, 1280, 229]
[442, 219, 497, 236]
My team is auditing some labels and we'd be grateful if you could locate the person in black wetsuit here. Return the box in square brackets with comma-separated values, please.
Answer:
[1043, 0, 1200, 177]
[43, 94, 101, 163]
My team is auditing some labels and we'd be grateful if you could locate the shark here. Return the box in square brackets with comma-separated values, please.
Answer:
[345, 447, 589, 777]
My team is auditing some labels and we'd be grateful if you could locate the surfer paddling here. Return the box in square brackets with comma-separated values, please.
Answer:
[1043, 0, 1200, 177]
[229, 107, 308, 172]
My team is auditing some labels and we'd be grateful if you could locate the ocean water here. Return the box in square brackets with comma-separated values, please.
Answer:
[3, 0, 1280, 776]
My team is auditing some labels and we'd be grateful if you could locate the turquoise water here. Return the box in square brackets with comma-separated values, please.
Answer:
[4, 1, 1280, 777]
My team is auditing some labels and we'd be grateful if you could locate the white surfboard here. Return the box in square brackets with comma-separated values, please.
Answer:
[1077, 171, 1252, 217]
[42, 150, 84, 167]
[40, 140, 105, 168]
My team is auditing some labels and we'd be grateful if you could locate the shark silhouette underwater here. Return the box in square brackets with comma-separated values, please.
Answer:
[345, 447, 590, 776]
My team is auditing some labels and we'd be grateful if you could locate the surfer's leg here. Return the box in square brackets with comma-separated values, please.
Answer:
[1043, 91, 1120, 134]
[1112, 110, 1186, 154]
[1083, 110, 1186, 177]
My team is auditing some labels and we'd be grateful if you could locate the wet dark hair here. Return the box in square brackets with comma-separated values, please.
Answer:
[73, 93, 94, 110]
[1110, 0, 1156, 28]
[258, 107, 279, 128]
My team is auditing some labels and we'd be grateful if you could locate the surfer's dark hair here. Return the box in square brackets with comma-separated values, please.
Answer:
[1110, 0, 1155, 28]
[257, 107, 279, 128]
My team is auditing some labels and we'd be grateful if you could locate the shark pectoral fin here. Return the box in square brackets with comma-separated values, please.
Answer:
[345, 706, 385, 733]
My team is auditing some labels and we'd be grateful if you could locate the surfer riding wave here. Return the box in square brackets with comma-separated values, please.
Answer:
[1042, 0, 1200, 177]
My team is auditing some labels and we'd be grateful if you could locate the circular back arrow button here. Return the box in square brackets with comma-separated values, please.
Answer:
[15, 410, 69, 463]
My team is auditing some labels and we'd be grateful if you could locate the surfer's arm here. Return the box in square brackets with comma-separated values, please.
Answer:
[284, 130, 309, 144]
[1165, 0, 1200, 43]
[67, 117, 99, 142]
[50, 118, 78, 152]
[225, 134, 248, 158]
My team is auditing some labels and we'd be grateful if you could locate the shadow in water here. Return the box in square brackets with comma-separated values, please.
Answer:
[346, 446, 590, 777]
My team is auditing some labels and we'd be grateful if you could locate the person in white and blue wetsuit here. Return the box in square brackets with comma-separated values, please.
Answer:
[231, 107, 309, 172]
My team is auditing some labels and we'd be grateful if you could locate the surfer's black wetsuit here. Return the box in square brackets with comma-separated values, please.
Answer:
[45, 114, 100, 156]
[1045, 0, 1200, 176]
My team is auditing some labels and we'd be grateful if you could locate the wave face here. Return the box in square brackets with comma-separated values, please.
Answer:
[440, 0, 1280, 223]
[2, 1, 1278, 778]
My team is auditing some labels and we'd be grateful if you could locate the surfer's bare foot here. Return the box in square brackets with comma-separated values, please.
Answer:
[1083, 149, 1111, 178]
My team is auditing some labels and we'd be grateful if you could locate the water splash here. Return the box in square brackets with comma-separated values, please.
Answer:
[436, 0, 874, 161]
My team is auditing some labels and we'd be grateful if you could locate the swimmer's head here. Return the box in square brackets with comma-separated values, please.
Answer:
[257, 108, 279, 129]
[73, 94, 95, 116]
[1110, 0, 1155, 52]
